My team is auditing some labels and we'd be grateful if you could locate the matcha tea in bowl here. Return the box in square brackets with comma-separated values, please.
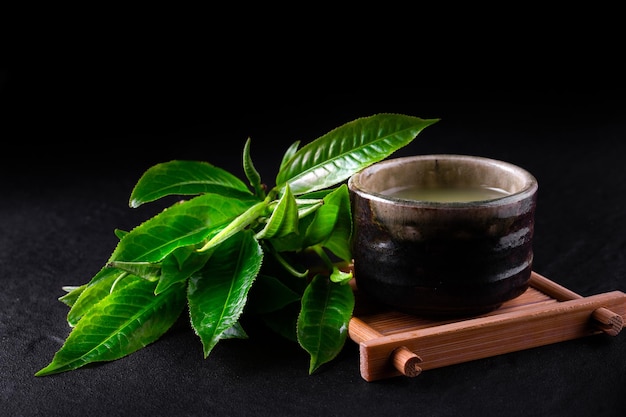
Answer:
[348, 154, 538, 317]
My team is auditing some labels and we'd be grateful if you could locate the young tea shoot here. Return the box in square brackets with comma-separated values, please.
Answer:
[36, 113, 439, 376]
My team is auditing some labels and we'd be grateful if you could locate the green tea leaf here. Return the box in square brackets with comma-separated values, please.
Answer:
[66, 267, 128, 327]
[243, 138, 265, 198]
[220, 322, 249, 340]
[114, 229, 128, 240]
[156, 246, 212, 295]
[329, 266, 353, 284]
[58, 285, 87, 308]
[254, 184, 299, 240]
[35, 277, 186, 376]
[275, 114, 439, 195]
[258, 302, 300, 342]
[107, 261, 161, 282]
[294, 198, 325, 217]
[111, 193, 259, 263]
[261, 195, 326, 255]
[297, 275, 355, 374]
[245, 274, 302, 314]
[188, 230, 263, 357]
[279, 140, 301, 171]
[197, 200, 268, 252]
[303, 184, 352, 262]
[129, 160, 253, 208]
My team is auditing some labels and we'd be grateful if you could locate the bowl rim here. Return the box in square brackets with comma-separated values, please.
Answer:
[348, 154, 538, 208]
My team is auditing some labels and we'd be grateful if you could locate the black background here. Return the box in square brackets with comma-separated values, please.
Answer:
[2, 17, 626, 417]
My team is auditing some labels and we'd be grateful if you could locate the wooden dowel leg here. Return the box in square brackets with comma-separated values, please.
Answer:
[591, 307, 623, 336]
[531, 271, 623, 336]
[392, 346, 422, 377]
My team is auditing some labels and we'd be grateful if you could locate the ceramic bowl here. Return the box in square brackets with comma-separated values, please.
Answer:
[348, 154, 538, 317]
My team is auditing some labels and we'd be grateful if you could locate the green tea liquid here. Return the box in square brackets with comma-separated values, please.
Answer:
[382, 185, 510, 203]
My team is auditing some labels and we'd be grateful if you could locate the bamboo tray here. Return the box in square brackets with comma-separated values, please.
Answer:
[348, 271, 626, 382]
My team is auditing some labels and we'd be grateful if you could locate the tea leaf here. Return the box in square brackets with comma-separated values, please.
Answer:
[36, 277, 186, 376]
[303, 184, 352, 262]
[279, 140, 301, 171]
[107, 261, 161, 282]
[129, 160, 253, 208]
[329, 266, 353, 284]
[243, 138, 265, 198]
[155, 246, 212, 295]
[188, 230, 263, 357]
[112, 193, 260, 263]
[254, 184, 299, 240]
[66, 267, 127, 327]
[197, 200, 268, 252]
[220, 322, 249, 340]
[245, 273, 302, 315]
[297, 275, 355, 374]
[58, 285, 86, 308]
[258, 302, 301, 342]
[276, 114, 439, 195]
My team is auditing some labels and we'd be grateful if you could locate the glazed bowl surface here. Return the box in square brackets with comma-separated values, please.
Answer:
[348, 154, 538, 317]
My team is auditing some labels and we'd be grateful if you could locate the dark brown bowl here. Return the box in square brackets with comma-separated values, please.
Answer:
[348, 154, 538, 317]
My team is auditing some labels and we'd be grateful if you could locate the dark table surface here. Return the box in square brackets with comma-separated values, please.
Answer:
[2, 59, 626, 417]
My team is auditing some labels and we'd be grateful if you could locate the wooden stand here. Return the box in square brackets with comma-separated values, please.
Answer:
[348, 271, 626, 382]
